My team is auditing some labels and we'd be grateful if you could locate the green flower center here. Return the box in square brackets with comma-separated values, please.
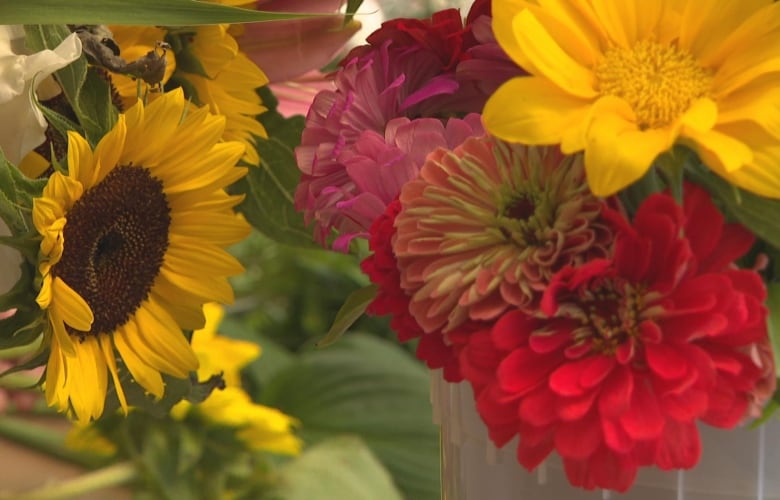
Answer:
[53, 165, 171, 337]
[594, 40, 712, 130]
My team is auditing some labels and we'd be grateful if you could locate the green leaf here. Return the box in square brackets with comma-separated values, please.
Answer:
[317, 284, 377, 348]
[78, 68, 120, 145]
[231, 91, 316, 248]
[344, 0, 365, 24]
[767, 283, 780, 379]
[5, 1, 314, 25]
[261, 335, 440, 500]
[273, 436, 403, 500]
[685, 160, 780, 249]
[0, 149, 47, 235]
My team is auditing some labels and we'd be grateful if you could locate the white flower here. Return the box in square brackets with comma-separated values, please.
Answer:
[0, 25, 81, 165]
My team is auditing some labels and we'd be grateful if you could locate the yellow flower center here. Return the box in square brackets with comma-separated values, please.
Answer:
[594, 40, 712, 130]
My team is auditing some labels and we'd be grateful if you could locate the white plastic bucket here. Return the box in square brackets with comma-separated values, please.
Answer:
[431, 371, 780, 500]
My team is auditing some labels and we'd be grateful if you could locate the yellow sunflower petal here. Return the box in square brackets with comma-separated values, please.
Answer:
[159, 268, 235, 304]
[66, 131, 95, 188]
[49, 309, 76, 357]
[113, 325, 165, 398]
[99, 335, 128, 415]
[66, 338, 107, 422]
[150, 291, 206, 330]
[164, 242, 244, 276]
[170, 217, 251, 248]
[134, 299, 199, 376]
[92, 115, 128, 186]
[51, 277, 93, 332]
[44, 345, 65, 408]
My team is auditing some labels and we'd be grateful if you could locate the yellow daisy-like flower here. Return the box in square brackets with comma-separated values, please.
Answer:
[172, 303, 302, 455]
[181, 25, 270, 166]
[484, 0, 780, 198]
[33, 88, 250, 422]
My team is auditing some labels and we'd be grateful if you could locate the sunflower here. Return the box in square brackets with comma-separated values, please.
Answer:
[180, 24, 270, 165]
[33, 88, 250, 422]
[484, 0, 780, 198]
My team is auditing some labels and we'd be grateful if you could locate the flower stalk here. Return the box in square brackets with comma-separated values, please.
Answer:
[3, 461, 136, 500]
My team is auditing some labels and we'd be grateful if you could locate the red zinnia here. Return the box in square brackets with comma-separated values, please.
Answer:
[361, 199, 472, 381]
[461, 184, 769, 492]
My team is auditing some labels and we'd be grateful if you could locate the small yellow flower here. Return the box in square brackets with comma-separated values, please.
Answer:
[485, 0, 780, 198]
[172, 303, 302, 455]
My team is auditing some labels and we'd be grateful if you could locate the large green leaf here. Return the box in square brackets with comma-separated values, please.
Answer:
[232, 89, 316, 248]
[260, 335, 440, 500]
[3, 1, 313, 25]
[272, 436, 403, 500]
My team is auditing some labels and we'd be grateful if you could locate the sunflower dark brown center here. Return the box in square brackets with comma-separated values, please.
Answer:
[53, 165, 170, 337]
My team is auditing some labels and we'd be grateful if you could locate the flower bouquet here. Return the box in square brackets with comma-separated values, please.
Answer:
[4, 0, 780, 498]
[291, 0, 780, 498]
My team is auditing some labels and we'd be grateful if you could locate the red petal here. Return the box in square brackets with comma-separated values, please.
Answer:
[638, 320, 662, 344]
[518, 387, 558, 426]
[516, 433, 555, 470]
[497, 347, 561, 396]
[655, 420, 701, 469]
[557, 391, 598, 421]
[528, 329, 571, 353]
[601, 419, 634, 454]
[552, 353, 615, 395]
[491, 310, 534, 350]
[554, 415, 602, 460]
[580, 355, 616, 388]
[563, 448, 639, 492]
[598, 365, 634, 418]
[698, 224, 754, 272]
[619, 379, 664, 439]
[660, 388, 708, 421]
[645, 343, 688, 380]
[476, 385, 519, 447]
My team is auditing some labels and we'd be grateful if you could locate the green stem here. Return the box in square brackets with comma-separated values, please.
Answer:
[0, 372, 39, 389]
[654, 149, 686, 204]
[0, 416, 103, 469]
[3, 461, 136, 500]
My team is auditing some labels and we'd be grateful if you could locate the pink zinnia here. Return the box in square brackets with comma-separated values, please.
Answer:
[295, 1, 521, 249]
[460, 184, 769, 492]
[394, 136, 616, 333]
